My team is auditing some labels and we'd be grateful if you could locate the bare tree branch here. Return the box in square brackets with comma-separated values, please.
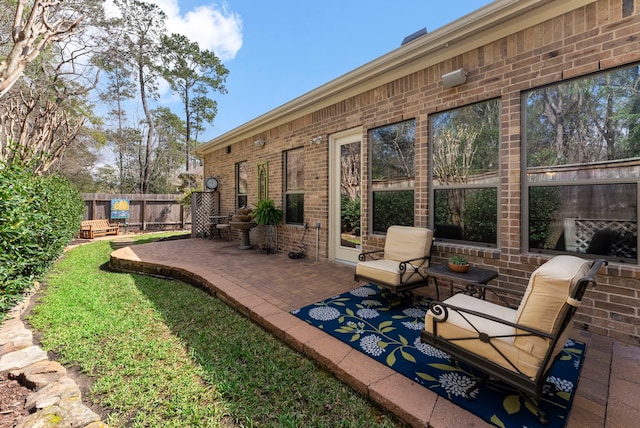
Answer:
[0, 0, 83, 97]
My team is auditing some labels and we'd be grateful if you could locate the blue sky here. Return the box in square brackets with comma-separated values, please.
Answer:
[148, 0, 495, 142]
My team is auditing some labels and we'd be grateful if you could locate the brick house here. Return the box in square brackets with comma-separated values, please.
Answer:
[194, 0, 640, 345]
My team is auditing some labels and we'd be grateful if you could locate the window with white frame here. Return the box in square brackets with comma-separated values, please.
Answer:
[431, 100, 500, 245]
[370, 119, 415, 234]
[285, 148, 304, 224]
[524, 65, 639, 262]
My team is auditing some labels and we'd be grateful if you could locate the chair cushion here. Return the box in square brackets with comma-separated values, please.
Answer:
[425, 294, 542, 378]
[356, 259, 427, 286]
[383, 226, 433, 262]
[514, 255, 590, 358]
[429, 293, 517, 343]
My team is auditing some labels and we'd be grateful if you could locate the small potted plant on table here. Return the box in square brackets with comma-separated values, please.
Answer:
[448, 255, 470, 273]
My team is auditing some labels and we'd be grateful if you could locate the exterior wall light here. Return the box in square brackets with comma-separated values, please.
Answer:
[442, 68, 467, 88]
[254, 139, 266, 147]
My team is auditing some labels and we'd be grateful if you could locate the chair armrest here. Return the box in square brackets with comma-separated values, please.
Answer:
[398, 255, 430, 270]
[429, 300, 554, 340]
[358, 250, 385, 261]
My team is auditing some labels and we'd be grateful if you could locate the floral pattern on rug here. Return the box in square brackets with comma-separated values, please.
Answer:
[291, 285, 585, 428]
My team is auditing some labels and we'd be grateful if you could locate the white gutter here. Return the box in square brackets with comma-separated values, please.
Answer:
[195, 0, 597, 156]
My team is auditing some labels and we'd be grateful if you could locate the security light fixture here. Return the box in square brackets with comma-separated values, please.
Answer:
[442, 68, 467, 88]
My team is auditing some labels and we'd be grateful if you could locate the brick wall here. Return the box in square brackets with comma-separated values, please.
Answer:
[203, 0, 640, 345]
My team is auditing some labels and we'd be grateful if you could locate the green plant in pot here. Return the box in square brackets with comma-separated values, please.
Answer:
[251, 199, 283, 225]
[448, 255, 470, 273]
[251, 199, 283, 254]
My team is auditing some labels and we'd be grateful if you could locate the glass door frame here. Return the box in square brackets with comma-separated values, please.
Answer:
[328, 127, 363, 263]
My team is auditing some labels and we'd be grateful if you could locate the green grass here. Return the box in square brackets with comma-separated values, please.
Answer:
[28, 234, 405, 427]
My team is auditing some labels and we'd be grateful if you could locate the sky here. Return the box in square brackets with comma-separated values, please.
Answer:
[146, 0, 496, 142]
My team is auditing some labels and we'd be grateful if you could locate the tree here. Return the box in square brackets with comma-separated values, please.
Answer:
[371, 120, 415, 180]
[150, 106, 185, 192]
[113, 0, 167, 193]
[0, 0, 104, 174]
[95, 25, 137, 193]
[159, 33, 228, 172]
[526, 65, 640, 167]
[0, 54, 97, 174]
[0, 0, 84, 97]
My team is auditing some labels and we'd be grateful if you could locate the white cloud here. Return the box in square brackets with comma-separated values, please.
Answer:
[149, 0, 243, 61]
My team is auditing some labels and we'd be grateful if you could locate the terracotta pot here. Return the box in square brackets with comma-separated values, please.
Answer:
[235, 215, 252, 222]
[238, 208, 253, 215]
[448, 262, 470, 273]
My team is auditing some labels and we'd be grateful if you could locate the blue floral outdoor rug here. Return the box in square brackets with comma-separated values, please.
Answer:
[291, 284, 586, 428]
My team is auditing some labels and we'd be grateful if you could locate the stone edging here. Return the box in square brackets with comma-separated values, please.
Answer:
[0, 286, 109, 428]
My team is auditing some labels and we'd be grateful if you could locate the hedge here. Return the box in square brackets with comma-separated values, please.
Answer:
[0, 164, 84, 316]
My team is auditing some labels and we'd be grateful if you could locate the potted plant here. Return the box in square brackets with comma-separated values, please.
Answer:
[448, 255, 470, 273]
[251, 199, 283, 253]
[251, 199, 283, 225]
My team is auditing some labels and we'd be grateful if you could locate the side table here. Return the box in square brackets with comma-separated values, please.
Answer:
[424, 263, 498, 301]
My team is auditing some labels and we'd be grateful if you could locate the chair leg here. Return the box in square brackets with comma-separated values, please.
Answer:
[519, 391, 548, 425]
[216, 225, 231, 241]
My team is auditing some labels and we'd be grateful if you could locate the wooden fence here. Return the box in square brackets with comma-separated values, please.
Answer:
[82, 194, 191, 231]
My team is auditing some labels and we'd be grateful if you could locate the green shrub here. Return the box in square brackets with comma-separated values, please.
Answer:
[341, 196, 361, 234]
[463, 188, 498, 244]
[372, 191, 414, 234]
[0, 164, 84, 315]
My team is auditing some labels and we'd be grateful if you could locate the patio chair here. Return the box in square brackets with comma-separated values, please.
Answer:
[420, 255, 607, 424]
[215, 214, 232, 241]
[354, 225, 434, 294]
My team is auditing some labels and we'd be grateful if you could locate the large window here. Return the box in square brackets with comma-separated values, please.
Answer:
[431, 100, 500, 245]
[370, 119, 415, 234]
[236, 161, 248, 209]
[285, 148, 304, 224]
[524, 64, 639, 262]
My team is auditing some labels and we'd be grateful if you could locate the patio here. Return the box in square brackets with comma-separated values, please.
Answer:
[110, 237, 640, 427]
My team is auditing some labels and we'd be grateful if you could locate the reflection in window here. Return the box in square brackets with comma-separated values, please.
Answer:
[525, 64, 640, 262]
[285, 148, 304, 224]
[236, 161, 248, 209]
[370, 119, 415, 234]
[529, 185, 637, 261]
[431, 100, 500, 245]
[340, 142, 361, 247]
[434, 188, 497, 244]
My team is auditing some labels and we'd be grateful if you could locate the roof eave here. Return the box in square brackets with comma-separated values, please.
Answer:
[195, 0, 596, 157]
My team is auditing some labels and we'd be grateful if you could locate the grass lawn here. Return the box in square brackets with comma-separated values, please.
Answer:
[28, 234, 406, 427]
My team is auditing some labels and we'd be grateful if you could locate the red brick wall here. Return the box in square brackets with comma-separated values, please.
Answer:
[203, 0, 640, 344]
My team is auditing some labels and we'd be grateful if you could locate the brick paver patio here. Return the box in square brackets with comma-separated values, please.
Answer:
[110, 236, 640, 428]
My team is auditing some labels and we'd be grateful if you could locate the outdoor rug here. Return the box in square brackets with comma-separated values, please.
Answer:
[291, 284, 586, 428]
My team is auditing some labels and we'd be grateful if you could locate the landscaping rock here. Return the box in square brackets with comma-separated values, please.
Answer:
[10, 360, 68, 390]
[25, 376, 81, 411]
[0, 345, 48, 372]
[0, 319, 33, 353]
[16, 396, 101, 428]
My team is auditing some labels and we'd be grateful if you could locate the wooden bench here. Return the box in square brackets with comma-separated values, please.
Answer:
[80, 219, 119, 239]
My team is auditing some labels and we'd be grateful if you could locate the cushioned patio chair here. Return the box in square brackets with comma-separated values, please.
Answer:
[354, 225, 434, 294]
[420, 255, 606, 424]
